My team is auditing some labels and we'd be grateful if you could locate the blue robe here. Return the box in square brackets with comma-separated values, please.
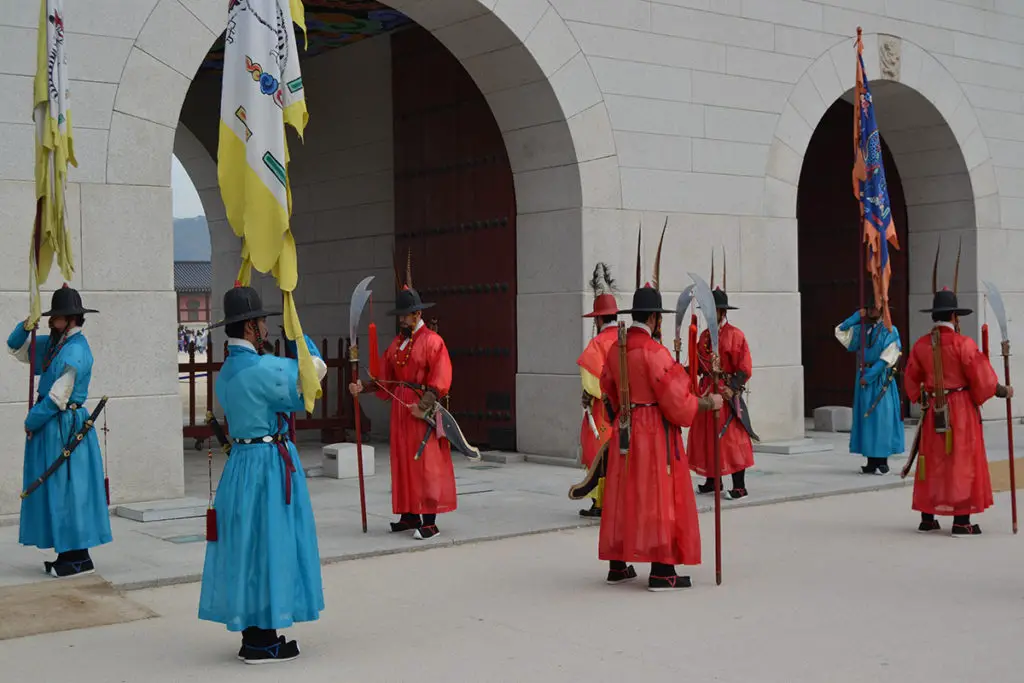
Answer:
[7, 324, 112, 552]
[198, 336, 325, 632]
[835, 312, 906, 459]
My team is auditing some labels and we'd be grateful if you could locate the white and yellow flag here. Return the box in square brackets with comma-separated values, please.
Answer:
[218, 0, 320, 411]
[30, 0, 77, 325]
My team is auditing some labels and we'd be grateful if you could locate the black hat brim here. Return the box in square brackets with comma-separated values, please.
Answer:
[386, 301, 436, 316]
[42, 306, 98, 316]
[616, 307, 673, 315]
[208, 309, 282, 329]
[716, 304, 739, 311]
[919, 306, 973, 316]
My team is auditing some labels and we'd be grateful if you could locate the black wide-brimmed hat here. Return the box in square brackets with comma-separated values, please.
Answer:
[387, 287, 435, 316]
[920, 288, 972, 316]
[42, 284, 98, 317]
[617, 286, 673, 315]
[713, 288, 738, 310]
[208, 285, 280, 329]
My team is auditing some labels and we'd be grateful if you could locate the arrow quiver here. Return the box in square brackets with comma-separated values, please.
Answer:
[616, 321, 631, 456]
[929, 329, 952, 453]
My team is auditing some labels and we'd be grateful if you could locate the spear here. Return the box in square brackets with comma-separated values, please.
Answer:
[348, 276, 375, 533]
[982, 280, 1017, 534]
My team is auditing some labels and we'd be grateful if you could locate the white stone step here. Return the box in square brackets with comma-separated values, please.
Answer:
[115, 498, 209, 522]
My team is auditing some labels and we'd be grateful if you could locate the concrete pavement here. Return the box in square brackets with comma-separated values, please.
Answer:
[0, 424, 927, 590]
[1, 486, 1021, 682]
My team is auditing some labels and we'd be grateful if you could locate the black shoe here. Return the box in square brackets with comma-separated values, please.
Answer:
[647, 574, 692, 592]
[413, 524, 440, 540]
[44, 558, 95, 578]
[696, 482, 716, 495]
[951, 523, 982, 536]
[390, 516, 422, 533]
[725, 488, 748, 500]
[240, 638, 299, 665]
[878, 464, 890, 475]
[580, 501, 602, 518]
[605, 565, 638, 585]
[917, 519, 941, 533]
[239, 635, 285, 661]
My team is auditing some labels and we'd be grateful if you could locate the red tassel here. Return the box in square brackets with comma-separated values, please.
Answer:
[104, 477, 110, 506]
[368, 322, 381, 378]
[982, 323, 990, 358]
[206, 508, 218, 542]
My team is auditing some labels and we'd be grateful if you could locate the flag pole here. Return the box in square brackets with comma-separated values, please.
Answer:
[855, 27, 867, 381]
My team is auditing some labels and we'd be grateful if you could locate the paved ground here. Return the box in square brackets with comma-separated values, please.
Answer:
[1, 486, 1021, 682]
[0, 423, 934, 590]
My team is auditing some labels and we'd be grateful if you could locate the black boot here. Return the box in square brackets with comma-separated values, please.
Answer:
[390, 513, 422, 533]
[606, 560, 637, 585]
[726, 470, 748, 500]
[918, 512, 941, 533]
[414, 514, 440, 540]
[239, 627, 299, 664]
[580, 498, 602, 518]
[952, 514, 981, 536]
[647, 562, 691, 592]
[44, 549, 94, 578]
[696, 478, 717, 495]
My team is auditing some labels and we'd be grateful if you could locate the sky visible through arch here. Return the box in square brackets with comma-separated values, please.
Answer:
[172, 155, 205, 219]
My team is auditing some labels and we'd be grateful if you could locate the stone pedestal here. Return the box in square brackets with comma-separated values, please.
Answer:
[322, 443, 375, 480]
[813, 406, 853, 433]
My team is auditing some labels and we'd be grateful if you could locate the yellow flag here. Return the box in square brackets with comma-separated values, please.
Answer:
[218, 0, 319, 412]
[30, 0, 76, 325]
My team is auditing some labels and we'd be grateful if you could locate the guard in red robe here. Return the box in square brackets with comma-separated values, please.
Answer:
[576, 263, 619, 518]
[350, 285, 455, 541]
[689, 288, 758, 499]
[904, 288, 1012, 535]
[599, 284, 723, 591]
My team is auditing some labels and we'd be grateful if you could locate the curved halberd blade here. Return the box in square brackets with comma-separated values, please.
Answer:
[982, 279, 1009, 342]
[675, 284, 695, 342]
[349, 276, 375, 346]
[688, 272, 719, 356]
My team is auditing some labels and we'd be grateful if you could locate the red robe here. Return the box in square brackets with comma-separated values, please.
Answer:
[687, 323, 755, 477]
[375, 325, 456, 515]
[577, 325, 618, 468]
[904, 325, 998, 516]
[598, 326, 702, 566]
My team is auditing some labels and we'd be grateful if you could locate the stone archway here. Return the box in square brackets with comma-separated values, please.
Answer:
[764, 34, 999, 420]
[138, 0, 619, 459]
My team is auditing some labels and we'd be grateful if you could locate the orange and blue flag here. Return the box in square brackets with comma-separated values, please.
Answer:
[853, 31, 899, 330]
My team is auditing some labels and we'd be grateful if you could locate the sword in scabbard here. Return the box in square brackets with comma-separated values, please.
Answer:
[206, 411, 231, 455]
[22, 397, 109, 499]
[863, 365, 898, 419]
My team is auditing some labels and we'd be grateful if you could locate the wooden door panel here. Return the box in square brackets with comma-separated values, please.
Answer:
[798, 99, 909, 417]
[392, 27, 517, 449]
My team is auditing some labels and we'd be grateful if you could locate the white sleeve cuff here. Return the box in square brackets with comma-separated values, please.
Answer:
[48, 367, 77, 410]
[880, 341, 900, 368]
[835, 324, 854, 349]
[297, 356, 329, 396]
[8, 334, 31, 364]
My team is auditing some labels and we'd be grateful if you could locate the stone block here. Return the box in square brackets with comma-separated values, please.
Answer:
[813, 406, 853, 433]
[68, 33, 135, 85]
[550, 0, 651, 32]
[115, 498, 208, 522]
[114, 48, 191, 130]
[517, 292, 587, 374]
[692, 139, 770, 177]
[67, 0, 160, 39]
[567, 102, 615, 164]
[516, 372, 579, 458]
[621, 168, 764, 215]
[516, 208, 583, 295]
[590, 57, 692, 103]
[725, 46, 811, 84]
[754, 439, 836, 455]
[738, 217, 799, 293]
[513, 164, 582, 213]
[615, 131, 693, 172]
[136, 0, 219, 79]
[434, 12, 519, 61]
[523, 7, 579, 78]
[504, 120, 579, 173]
[322, 443, 375, 480]
[487, 80, 565, 133]
[705, 105, 779, 145]
[605, 94, 704, 137]
[566, 21, 727, 73]
[691, 71, 790, 113]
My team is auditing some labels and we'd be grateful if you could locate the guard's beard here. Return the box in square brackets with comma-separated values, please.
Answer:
[400, 325, 413, 339]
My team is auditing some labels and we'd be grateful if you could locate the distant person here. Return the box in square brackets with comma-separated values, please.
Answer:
[835, 303, 905, 474]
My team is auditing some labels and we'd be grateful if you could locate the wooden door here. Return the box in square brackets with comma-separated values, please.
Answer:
[392, 27, 517, 450]
[797, 99, 909, 416]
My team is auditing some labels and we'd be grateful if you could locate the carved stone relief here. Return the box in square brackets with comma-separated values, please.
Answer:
[878, 35, 902, 82]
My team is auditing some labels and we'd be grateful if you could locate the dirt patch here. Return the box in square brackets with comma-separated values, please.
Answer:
[990, 458, 1024, 494]
[0, 575, 158, 641]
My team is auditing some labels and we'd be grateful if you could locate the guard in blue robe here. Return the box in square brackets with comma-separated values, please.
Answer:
[198, 285, 326, 665]
[835, 307, 906, 474]
[6, 286, 112, 578]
